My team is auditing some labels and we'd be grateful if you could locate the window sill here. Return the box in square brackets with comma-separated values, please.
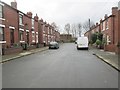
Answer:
[20, 41, 25, 43]
[32, 40, 35, 43]
[0, 41, 6, 44]
[19, 24, 24, 26]
[106, 28, 109, 30]
[0, 18, 5, 21]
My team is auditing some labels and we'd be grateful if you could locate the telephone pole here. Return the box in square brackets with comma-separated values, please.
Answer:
[88, 18, 91, 42]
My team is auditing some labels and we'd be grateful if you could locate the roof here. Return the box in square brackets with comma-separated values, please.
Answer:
[0, 1, 36, 20]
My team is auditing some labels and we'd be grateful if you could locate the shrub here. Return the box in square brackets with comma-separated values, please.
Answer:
[96, 39, 102, 45]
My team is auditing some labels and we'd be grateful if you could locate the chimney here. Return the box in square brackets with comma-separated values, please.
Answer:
[104, 14, 108, 19]
[34, 14, 39, 21]
[96, 23, 98, 26]
[40, 18, 43, 22]
[11, 0, 17, 9]
[112, 7, 118, 15]
[27, 12, 32, 18]
[100, 19, 102, 23]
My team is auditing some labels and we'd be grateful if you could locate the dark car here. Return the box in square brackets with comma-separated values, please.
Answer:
[49, 41, 59, 49]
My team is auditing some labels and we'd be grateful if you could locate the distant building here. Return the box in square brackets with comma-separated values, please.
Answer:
[60, 34, 72, 42]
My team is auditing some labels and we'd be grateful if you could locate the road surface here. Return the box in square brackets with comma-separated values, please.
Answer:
[2, 43, 118, 88]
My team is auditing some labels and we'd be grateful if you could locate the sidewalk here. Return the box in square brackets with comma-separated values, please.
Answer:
[1, 47, 49, 63]
[90, 47, 119, 72]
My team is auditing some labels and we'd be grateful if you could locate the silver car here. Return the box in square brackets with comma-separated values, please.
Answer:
[49, 41, 59, 49]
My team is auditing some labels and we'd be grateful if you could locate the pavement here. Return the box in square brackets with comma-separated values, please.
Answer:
[1, 46, 49, 63]
[89, 46, 119, 72]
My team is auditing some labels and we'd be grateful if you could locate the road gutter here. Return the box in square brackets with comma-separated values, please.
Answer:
[1, 47, 48, 64]
[93, 53, 120, 72]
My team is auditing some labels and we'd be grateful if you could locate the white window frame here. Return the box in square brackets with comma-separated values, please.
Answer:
[32, 19, 34, 29]
[106, 19, 109, 30]
[19, 14, 24, 26]
[32, 31, 35, 42]
[9, 26, 15, 30]
[19, 30, 24, 42]
[36, 32, 38, 43]
[107, 35, 111, 45]
[0, 24, 5, 27]
[0, 27, 4, 41]
[0, 4, 3, 18]
[102, 21, 105, 31]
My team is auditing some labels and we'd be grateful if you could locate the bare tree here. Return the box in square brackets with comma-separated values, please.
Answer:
[51, 22, 59, 32]
[71, 24, 77, 37]
[77, 23, 82, 37]
[83, 19, 94, 32]
[64, 23, 70, 35]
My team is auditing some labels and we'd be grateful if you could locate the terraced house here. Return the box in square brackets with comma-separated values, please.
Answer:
[85, 5, 120, 54]
[38, 19, 60, 47]
[0, 1, 60, 55]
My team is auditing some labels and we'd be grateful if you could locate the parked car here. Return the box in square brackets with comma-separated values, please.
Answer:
[49, 41, 59, 49]
[76, 36, 89, 50]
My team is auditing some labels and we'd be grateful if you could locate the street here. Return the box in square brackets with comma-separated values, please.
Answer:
[2, 43, 118, 88]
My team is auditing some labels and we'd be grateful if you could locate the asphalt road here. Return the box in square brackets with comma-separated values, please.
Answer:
[2, 43, 118, 88]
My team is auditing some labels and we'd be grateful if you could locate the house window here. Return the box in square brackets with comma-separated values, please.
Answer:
[43, 34, 46, 43]
[43, 25, 45, 33]
[106, 19, 109, 30]
[19, 30, 24, 41]
[48, 28, 50, 34]
[32, 32, 35, 42]
[0, 27, 4, 41]
[0, 5, 3, 18]
[19, 14, 23, 25]
[103, 21, 105, 31]
[51, 29, 53, 34]
[107, 35, 111, 45]
[32, 19, 34, 28]
[36, 32, 38, 43]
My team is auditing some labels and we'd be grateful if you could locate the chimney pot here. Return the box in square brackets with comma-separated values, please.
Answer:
[27, 12, 33, 18]
[112, 7, 118, 15]
[11, 1, 17, 9]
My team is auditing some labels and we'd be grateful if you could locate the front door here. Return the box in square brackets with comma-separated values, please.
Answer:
[26, 32, 29, 45]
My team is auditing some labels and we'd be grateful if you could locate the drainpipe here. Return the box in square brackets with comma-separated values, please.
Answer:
[113, 16, 114, 44]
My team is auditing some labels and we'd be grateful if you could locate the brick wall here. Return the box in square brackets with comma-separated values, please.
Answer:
[3, 4, 19, 48]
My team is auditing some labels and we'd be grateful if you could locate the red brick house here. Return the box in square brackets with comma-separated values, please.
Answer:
[38, 19, 60, 46]
[85, 6, 120, 54]
[0, 1, 23, 55]
[85, 23, 100, 42]
[0, 1, 39, 54]
[0, 0, 60, 55]
[38, 20, 48, 46]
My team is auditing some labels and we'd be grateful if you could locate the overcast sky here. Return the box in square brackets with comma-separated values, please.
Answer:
[3, 0, 120, 33]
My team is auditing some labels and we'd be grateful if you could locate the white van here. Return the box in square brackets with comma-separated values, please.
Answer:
[76, 36, 89, 50]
